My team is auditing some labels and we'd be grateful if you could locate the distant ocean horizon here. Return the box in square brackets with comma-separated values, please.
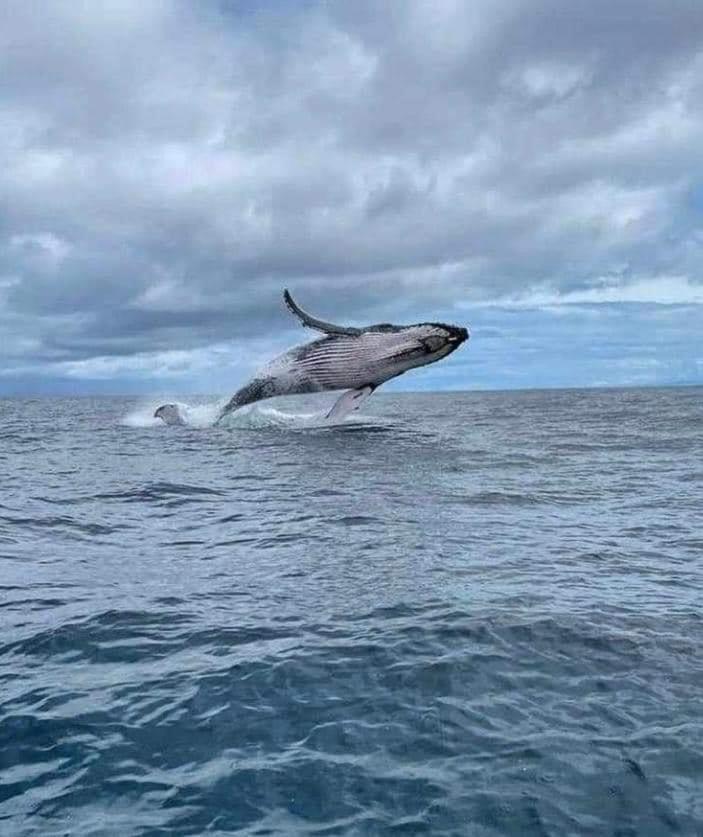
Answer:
[2, 386, 701, 835]
[1, 380, 702, 399]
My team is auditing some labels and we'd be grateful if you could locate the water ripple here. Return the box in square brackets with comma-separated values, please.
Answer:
[1, 389, 702, 835]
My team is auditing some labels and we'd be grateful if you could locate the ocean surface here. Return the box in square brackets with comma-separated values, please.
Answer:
[1, 387, 702, 836]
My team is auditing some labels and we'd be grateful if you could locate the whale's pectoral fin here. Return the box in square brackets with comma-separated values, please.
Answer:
[326, 385, 375, 422]
[154, 403, 187, 426]
[283, 289, 362, 336]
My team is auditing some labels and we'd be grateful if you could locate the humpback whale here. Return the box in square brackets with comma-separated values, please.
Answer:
[154, 290, 469, 426]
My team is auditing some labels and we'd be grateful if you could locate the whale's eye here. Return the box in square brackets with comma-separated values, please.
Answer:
[422, 335, 446, 353]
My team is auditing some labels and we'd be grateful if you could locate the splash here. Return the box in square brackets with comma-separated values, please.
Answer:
[121, 399, 224, 429]
[222, 405, 330, 430]
[122, 398, 371, 430]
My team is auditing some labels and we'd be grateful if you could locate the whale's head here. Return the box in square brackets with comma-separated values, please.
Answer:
[363, 319, 469, 378]
[413, 322, 469, 360]
[390, 321, 469, 367]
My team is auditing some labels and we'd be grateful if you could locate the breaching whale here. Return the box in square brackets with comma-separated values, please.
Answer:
[154, 290, 469, 426]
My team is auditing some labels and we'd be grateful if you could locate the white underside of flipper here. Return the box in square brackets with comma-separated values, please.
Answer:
[154, 403, 188, 426]
[325, 385, 375, 422]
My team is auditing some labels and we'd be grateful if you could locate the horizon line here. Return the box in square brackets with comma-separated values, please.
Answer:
[1, 381, 701, 399]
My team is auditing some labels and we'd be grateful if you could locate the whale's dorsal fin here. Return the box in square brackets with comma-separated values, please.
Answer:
[283, 289, 362, 336]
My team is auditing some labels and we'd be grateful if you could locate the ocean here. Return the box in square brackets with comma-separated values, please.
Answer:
[1, 387, 702, 836]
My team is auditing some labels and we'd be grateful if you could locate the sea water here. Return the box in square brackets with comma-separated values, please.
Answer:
[1, 388, 702, 835]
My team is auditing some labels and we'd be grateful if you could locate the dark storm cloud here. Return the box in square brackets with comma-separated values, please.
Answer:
[1, 0, 702, 388]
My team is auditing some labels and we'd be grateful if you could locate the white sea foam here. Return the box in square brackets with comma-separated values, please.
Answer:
[121, 399, 224, 429]
[122, 397, 369, 430]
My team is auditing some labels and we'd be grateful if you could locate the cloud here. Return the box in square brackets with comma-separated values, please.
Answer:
[467, 274, 703, 307]
[1, 0, 702, 392]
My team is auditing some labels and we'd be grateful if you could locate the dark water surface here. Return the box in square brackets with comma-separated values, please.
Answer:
[1, 388, 702, 836]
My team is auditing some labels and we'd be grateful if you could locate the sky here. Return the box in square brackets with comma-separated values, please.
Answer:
[1, 0, 702, 395]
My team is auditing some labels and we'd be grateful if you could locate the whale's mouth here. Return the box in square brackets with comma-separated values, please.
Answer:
[449, 327, 469, 345]
[444, 327, 469, 352]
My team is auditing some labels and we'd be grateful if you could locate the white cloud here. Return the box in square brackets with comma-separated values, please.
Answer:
[480, 275, 703, 308]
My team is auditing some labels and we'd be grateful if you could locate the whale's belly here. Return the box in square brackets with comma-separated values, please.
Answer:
[267, 333, 420, 393]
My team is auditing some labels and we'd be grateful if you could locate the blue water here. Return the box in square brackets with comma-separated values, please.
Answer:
[1, 388, 702, 836]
